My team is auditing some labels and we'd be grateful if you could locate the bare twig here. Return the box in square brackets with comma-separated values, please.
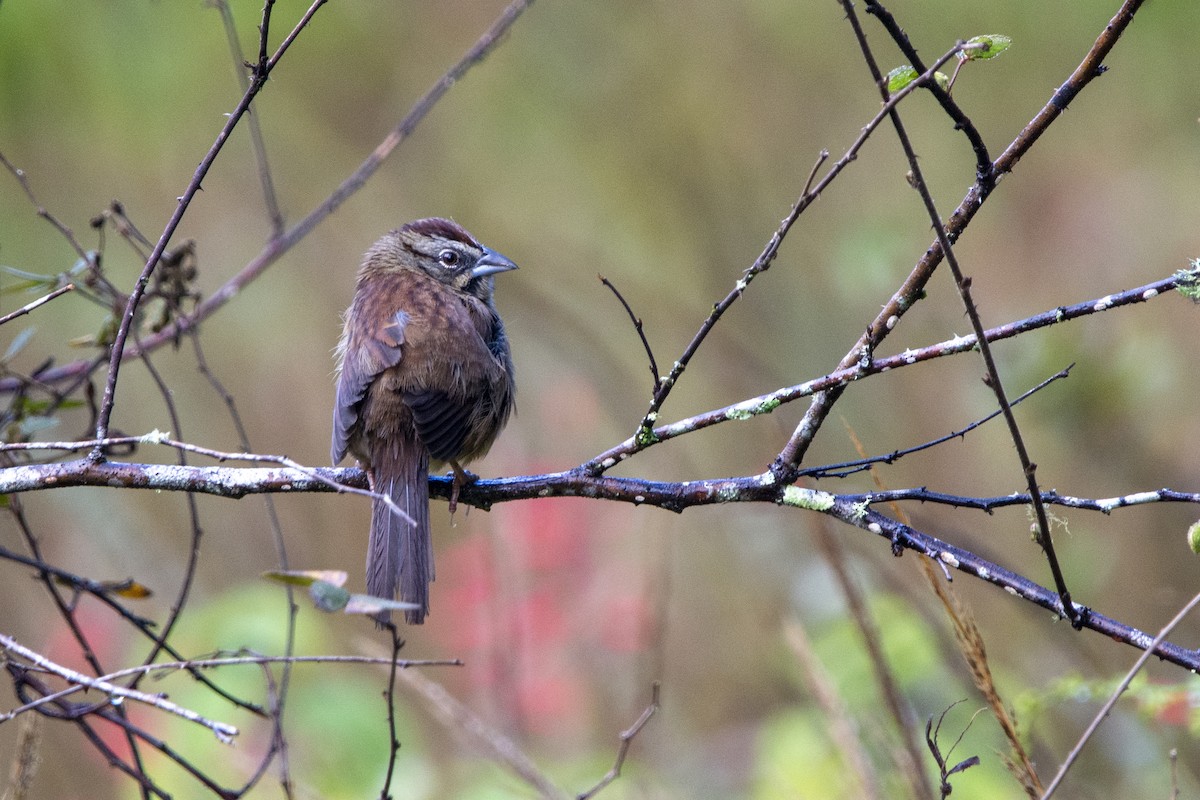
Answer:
[0, 284, 75, 327]
[0, 152, 91, 261]
[925, 702, 982, 798]
[395, 666, 569, 799]
[92, 0, 323, 448]
[599, 274, 659, 389]
[1040, 589, 1200, 799]
[210, 0, 284, 235]
[1, 633, 239, 743]
[577, 683, 660, 800]
[773, 0, 1150, 482]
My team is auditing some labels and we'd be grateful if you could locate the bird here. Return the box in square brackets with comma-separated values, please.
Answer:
[332, 218, 517, 624]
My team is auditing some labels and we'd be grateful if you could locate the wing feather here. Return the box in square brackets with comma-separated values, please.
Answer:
[331, 309, 410, 464]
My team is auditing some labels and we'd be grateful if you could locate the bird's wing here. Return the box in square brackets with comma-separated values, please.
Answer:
[401, 387, 475, 464]
[331, 309, 410, 464]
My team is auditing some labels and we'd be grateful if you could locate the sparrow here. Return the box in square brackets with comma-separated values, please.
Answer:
[332, 218, 516, 623]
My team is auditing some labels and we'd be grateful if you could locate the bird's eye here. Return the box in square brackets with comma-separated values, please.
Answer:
[437, 249, 460, 267]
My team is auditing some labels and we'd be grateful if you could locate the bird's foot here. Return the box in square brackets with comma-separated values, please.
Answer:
[448, 461, 479, 518]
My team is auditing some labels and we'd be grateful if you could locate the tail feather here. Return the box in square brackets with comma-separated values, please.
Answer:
[368, 438, 431, 625]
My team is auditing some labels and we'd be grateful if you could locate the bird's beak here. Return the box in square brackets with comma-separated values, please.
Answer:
[471, 248, 519, 280]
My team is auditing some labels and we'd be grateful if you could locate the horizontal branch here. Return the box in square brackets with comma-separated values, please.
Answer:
[586, 270, 1186, 471]
[5, 458, 1196, 670]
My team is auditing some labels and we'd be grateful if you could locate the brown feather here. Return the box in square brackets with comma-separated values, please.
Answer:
[332, 220, 516, 624]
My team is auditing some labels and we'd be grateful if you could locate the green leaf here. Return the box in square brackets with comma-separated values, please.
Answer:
[885, 66, 949, 94]
[262, 569, 349, 588]
[1188, 520, 1200, 554]
[309, 580, 352, 613]
[886, 65, 919, 93]
[963, 34, 1012, 60]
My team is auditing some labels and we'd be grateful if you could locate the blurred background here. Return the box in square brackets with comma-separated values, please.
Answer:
[1, 1, 1199, 797]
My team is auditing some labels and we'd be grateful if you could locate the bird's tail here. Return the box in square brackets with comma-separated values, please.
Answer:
[368, 438, 432, 625]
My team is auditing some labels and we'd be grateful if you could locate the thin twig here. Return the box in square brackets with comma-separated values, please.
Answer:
[0, 283, 75, 327]
[577, 682, 661, 800]
[1, 633, 239, 743]
[91, 0, 320, 448]
[773, 0, 1149, 482]
[1040, 589, 1200, 799]
[0, 151, 91, 261]
[395, 666, 569, 799]
[211, 0, 285, 235]
[809, 366, 1072, 479]
[599, 274, 659, 389]
[587, 270, 1179, 470]
[864, 1, 992, 181]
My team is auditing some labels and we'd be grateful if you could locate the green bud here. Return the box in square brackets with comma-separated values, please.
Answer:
[1188, 520, 1200, 554]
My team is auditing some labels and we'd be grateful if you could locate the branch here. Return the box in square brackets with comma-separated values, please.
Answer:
[0, 283, 75, 327]
[92, 0, 323, 446]
[577, 683, 660, 800]
[1, 633, 239, 743]
[587, 271, 1183, 470]
[773, 0, 1150, 479]
[0, 0, 535, 396]
[1040, 589, 1200, 798]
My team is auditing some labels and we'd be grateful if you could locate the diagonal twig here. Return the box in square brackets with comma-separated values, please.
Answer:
[599, 274, 659, 390]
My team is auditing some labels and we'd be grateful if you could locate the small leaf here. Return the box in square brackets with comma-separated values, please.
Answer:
[1187, 520, 1200, 554]
[309, 580, 351, 612]
[262, 569, 349, 588]
[18, 415, 59, 437]
[53, 576, 154, 599]
[344, 594, 422, 616]
[3, 326, 36, 363]
[0, 265, 57, 294]
[963, 34, 1012, 61]
[947, 755, 981, 776]
[886, 65, 919, 93]
[109, 580, 154, 599]
[885, 66, 949, 95]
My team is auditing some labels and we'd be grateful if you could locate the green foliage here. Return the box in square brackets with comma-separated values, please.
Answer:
[1020, 672, 1200, 737]
[885, 65, 950, 94]
[1175, 259, 1200, 302]
[963, 34, 1013, 60]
